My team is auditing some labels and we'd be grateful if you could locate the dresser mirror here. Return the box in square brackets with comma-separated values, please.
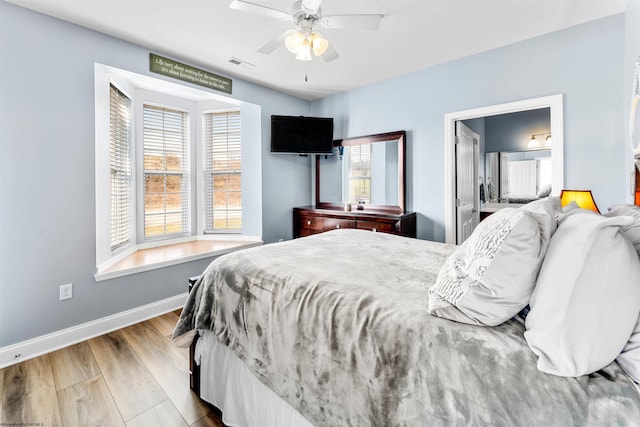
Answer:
[316, 130, 406, 214]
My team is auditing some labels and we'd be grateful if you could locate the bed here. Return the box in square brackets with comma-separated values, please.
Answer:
[172, 199, 640, 426]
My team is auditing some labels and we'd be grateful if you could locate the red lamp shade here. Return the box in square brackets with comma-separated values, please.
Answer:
[559, 189, 600, 213]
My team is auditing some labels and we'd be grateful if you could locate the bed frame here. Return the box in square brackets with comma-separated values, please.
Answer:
[189, 336, 201, 396]
[188, 276, 202, 397]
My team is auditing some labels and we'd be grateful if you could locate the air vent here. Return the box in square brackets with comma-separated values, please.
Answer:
[229, 57, 255, 69]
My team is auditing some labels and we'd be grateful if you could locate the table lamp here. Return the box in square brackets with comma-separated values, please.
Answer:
[559, 189, 600, 213]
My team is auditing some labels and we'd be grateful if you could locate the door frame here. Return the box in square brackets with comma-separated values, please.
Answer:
[444, 94, 564, 244]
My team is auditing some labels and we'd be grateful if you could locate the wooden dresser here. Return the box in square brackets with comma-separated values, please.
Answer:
[293, 207, 416, 238]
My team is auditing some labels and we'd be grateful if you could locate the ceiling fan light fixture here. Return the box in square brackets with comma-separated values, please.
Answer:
[295, 41, 312, 61]
[310, 32, 329, 56]
[285, 31, 305, 54]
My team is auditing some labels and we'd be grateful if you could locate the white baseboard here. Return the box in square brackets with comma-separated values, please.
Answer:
[0, 292, 188, 369]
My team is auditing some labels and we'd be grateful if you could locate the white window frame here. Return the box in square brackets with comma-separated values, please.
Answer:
[109, 82, 134, 252]
[202, 108, 242, 234]
[137, 98, 192, 242]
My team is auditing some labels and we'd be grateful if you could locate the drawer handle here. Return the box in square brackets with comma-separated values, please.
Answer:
[372, 228, 377, 232]
[336, 224, 341, 229]
[307, 220, 311, 225]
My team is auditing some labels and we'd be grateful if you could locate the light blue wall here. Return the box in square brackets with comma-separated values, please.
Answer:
[0, 1, 310, 347]
[311, 14, 626, 241]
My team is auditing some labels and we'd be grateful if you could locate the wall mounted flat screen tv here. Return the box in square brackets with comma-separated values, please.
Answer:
[270, 115, 334, 154]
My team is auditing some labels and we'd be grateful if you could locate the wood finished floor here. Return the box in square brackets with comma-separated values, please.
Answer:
[0, 310, 227, 427]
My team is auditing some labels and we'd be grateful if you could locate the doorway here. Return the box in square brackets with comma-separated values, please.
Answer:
[444, 94, 564, 244]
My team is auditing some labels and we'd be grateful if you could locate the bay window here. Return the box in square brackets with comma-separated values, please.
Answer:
[95, 63, 261, 280]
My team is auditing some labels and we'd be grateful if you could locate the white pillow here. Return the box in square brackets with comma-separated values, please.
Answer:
[525, 213, 640, 377]
[536, 183, 552, 198]
[556, 203, 596, 226]
[605, 204, 640, 257]
[605, 204, 640, 382]
[428, 198, 556, 326]
[618, 321, 640, 383]
[523, 198, 557, 252]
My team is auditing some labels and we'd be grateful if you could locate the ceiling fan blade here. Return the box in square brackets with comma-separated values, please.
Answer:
[321, 43, 339, 62]
[229, 0, 292, 21]
[321, 14, 383, 30]
[258, 30, 295, 54]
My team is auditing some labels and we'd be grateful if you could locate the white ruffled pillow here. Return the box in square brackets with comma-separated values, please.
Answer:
[525, 213, 640, 377]
[428, 198, 555, 326]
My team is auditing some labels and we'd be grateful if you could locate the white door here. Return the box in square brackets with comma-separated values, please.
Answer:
[455, 121, 480, 244]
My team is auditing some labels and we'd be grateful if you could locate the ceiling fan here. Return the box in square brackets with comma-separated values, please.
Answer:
[229, 0, 383, 62]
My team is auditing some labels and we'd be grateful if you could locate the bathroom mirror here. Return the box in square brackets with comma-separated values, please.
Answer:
[485, 149, 552, 203]
[316, 130, 406, 214]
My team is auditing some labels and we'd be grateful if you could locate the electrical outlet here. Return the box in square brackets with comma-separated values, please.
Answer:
[59, 283, 73, 301]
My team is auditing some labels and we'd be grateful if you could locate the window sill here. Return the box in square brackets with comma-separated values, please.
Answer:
[95, 237, 262, 282]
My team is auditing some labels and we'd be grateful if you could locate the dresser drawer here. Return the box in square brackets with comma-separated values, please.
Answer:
[323, 217, 355, 231]
[298, 215, 323, 232]
[356, 220, 397, 234]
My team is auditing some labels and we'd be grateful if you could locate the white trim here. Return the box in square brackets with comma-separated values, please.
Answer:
[97, 245, 138, 273]
[444, 94, 564, 244]
[0, 293, 188, 369]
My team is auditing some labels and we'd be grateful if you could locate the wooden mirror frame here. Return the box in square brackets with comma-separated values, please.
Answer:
[315, 130, 406, 214]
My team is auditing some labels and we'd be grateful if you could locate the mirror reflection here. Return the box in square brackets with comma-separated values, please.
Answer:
[485, 149, 552, 203]
[319, 141, 399, 206]
[316, 130, 405, 213]
[462, 107, 553, 209]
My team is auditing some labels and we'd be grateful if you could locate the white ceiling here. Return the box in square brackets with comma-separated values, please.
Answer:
[6, 0, 628, 101]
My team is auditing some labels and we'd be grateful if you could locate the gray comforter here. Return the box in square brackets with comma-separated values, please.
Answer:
[173, 229, 640, 426]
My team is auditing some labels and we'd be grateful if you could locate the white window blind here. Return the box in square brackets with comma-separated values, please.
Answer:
[203, 110, 242, 232]
[109, 84, 132, 251]
[143, 104, 190, 239]
[348, 143, 372, 204]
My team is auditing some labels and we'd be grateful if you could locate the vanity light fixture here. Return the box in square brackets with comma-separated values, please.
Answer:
[528, 133, 552, 149]
[559, 189, 600, 213]
[528, 135, 541, 149]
